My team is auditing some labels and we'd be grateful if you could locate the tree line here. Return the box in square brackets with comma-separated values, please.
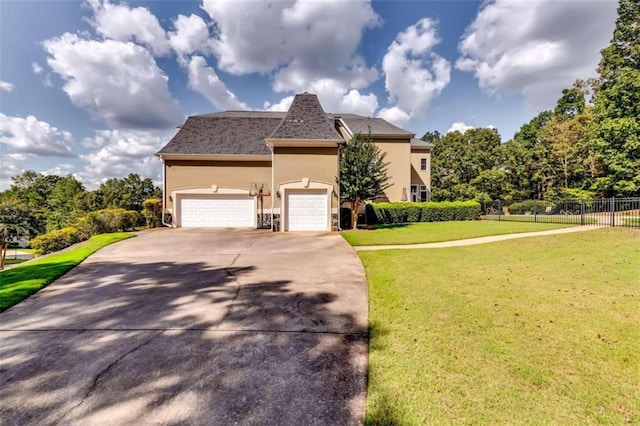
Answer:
[0, 171, 160, 238]
[426, 0, 639, 202]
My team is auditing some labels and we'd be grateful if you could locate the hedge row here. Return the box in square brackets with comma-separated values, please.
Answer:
[30, 208, 139, 255]
[366, 201, 481, 224]
[508, 200, 555, 214]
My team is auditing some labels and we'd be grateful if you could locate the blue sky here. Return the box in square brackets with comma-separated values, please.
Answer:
[0, 0, 618, 189]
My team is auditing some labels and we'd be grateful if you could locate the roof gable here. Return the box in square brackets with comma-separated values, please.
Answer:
[268, 93, 342, 141]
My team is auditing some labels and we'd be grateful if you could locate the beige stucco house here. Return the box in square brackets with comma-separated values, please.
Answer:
[156, 93, 432, 231]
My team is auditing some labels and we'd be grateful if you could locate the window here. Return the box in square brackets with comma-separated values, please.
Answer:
[420, 158, 428, 171]
[420, 185, 428, 202]
[410, 185, 418, 202]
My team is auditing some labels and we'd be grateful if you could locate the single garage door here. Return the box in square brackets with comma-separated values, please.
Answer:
[179, 195, 255, 228]
[286, 190, 328, 231]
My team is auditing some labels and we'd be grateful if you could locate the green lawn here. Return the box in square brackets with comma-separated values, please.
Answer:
[0, 233, 133, 312]
[4, 258, 27, 266]
[361, 228, 640, 424]
[341, 220, 573, 246]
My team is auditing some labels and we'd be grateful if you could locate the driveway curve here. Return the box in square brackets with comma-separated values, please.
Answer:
[0, 228, 368, 425]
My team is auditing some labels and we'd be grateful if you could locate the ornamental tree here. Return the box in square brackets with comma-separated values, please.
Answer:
[0, 201, 32, 270]
[339, 133, 390, 229]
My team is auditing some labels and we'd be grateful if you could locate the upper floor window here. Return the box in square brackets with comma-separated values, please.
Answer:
[420, 158, 427, 171]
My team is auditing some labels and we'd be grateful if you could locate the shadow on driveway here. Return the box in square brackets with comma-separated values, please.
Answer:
[0, 236, 367, 426]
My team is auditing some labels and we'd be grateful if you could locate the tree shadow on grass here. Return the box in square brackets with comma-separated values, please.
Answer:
[372, 223, 410, 230]
[0, 256, 367, 425]
[365, 320, 404, 426]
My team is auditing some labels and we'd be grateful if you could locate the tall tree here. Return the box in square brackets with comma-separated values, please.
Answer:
[4, 171, 62, 234]
[430, 127, 503, 201]
[97, 173, 158, 211]
[593, 0, 640, 196]
[554, 87, 586, 117]
[46, 175, 87, 231]
[540, 110, 594, 192]
[339, 133, 390, 229]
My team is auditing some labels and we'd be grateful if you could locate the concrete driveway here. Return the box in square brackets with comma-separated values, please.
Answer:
[0, 228, 368, 425]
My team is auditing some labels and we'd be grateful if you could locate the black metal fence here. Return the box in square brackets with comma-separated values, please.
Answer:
[481, 197, 640, 228]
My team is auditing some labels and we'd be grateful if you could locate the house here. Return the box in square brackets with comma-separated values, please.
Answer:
[156, 93, 432, 231]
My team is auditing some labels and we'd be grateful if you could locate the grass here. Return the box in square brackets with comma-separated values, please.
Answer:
[4, 259, 27, 266]
[0, 233, 134, 312]
[361, 228, 640, 424]
[623, 217, 640, 226]
[341, 220, 573, 246]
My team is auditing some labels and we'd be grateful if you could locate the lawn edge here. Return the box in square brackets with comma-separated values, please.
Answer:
[0, 232, 135, 312]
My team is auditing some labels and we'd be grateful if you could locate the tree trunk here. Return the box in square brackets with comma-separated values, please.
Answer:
[351, 198, 361, 230]
[0, 243, 8, 270]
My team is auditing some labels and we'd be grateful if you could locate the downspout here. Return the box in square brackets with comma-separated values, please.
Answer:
[269, 144, 275, 231]
[160, 155, 170, 227]
[337, 143, 342, 231]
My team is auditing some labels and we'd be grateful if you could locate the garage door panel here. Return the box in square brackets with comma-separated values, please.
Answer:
[180, 196, 255, 228]
[286, 191, 328, 231]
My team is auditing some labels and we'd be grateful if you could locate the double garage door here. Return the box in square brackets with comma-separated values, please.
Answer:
[179, 195, 255, 228]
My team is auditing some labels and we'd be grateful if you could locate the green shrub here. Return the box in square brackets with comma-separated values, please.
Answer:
[84, 208, 140, 234]
[30, 226, 85, 255]
[367, 201, 481, 224]
[508, 200, 555, 214]
[142, 198, 162, 228]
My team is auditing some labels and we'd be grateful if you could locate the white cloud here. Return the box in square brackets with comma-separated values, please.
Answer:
[32, 62, 43, 74]
[202, 0, 380, 92]
[377, 106, 411, 128]
[0, 153, 28, 180]
[187, 56, 249, 111]
[264, 96, 294, 112]
[447, 121, 474, 134]
[0, 113, 75, 157]
[381, 18, 451, 121]
[32, 62, 53, 87]
[44, 163, 75, 177]
[265, 80, 379, 116]
[87, 0, 170, 56]
[338, 89, 379, 117]
[44, 33, 183, 130]
[77, 129, 167, 189]
[0, 80, 13, 92]
[457, 0, 617, 109]
[169, 14, 214, 65]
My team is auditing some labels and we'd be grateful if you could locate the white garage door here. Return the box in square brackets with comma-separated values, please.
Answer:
[179, 195, 255, 228]
[286, 190, 328, 231]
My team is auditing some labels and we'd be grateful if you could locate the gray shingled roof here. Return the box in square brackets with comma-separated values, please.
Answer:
[337, 113, 414, 136]
[268, 93, 342, 140]
[157, 113, 279, 156]
[157, 95, 417, 156]
[411, 137, 434, 149]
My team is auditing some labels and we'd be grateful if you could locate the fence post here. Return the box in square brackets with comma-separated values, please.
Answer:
[534, 199, 537, 223]
[498, 200, 501, 221]
[580, 201, 585, 225]
[610, 197, 615, 227]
